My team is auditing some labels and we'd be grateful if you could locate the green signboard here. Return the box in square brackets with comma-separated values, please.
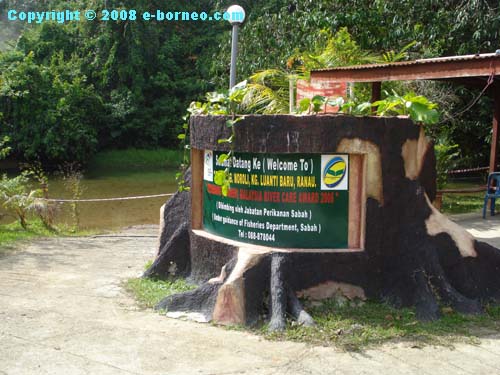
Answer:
[202, 151, 349, 249]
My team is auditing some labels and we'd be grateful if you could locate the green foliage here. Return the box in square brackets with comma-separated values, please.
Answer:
[299, 95, 344, 114]
[0, 172, 44, 229]
[211, 1, 499, 167]
[176, 116, 191, 192]
[372, 91, 440, 124]
[21, 162, 56, 229]
[242, 70, 297, 114]
[0, 139, 54, 230]
[436, 89, 493, 168]
[188, 84, 251, 195]
[294, 60, 440, 121]
[188, 82, 252, 116]
[176, 83, 250, 193]
[0, 136, 11, 159]
[292, 28, 381, 72]
[382, 41, 417, 63]
[0, 0, 221, 166]
[189, 74, 295, 118]
[296, 90, 439, 125]
[212, 0, 500, 82]
[205, 30, 435, 121]
[311, 95, 327, 113]
[1, 0, 498, 168]
[435, 141, 460, 190]
[0, 50, 104, 165]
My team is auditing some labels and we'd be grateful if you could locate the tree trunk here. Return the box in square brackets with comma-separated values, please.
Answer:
[144, 115, 500, 330]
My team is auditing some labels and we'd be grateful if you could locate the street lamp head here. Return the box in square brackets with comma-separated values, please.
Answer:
[227, 4, 245, 25]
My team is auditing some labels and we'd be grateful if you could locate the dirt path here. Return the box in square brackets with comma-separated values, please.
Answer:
[2, 223, 500, 375]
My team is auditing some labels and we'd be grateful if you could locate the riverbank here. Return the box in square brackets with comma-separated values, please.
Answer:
[0, 221, 51, 252]
[0, 148, 180, 232]
[0, 148, 183, 174]
[0, 220, 96, 253]
[87, 148, 182, 175]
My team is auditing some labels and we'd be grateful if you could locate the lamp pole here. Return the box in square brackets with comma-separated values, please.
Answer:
[229, 24, 239, 89]
[227, 5, 246, 89]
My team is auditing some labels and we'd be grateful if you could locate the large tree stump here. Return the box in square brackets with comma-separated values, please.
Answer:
[144, 115, 500, 329]
[143, 169, 191, 279]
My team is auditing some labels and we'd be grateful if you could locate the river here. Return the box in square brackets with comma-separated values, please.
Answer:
[0, 169, 178, 230]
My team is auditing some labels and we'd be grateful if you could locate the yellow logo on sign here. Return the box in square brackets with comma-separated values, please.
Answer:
[323, 156, 347, 188]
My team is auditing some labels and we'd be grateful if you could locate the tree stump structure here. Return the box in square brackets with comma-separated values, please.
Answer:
[145, 115, 500, 329]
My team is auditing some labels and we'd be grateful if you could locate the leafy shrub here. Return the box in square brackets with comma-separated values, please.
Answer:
[435, 140, 459, 190]
[0, 172, 44, 229]
[0, 51, 104, 165]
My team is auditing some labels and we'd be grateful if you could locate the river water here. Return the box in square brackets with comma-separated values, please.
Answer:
[0, 170, 178, 230]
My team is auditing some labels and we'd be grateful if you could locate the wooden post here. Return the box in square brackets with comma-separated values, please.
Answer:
[348, 154, 365, 249]
[191, 148, 204, 230]
[289, 77, 295, 114]
[490, 87, 500, 174]
[371, 82, 381, 114]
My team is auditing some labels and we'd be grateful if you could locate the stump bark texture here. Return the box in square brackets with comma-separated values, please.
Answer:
[144, 115, 500, 328]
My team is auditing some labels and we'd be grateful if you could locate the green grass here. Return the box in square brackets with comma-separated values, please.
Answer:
[440, 181, 485, 215]
[125, 276, 196, 308]
[88, 148, 183, 174]
[441, 193, 484, 214]
[0, 220, 51, 252]
[0, 219, 96, 254]
[263, 299, 500, 351]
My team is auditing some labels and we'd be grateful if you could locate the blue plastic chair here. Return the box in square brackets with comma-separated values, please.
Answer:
[483, 173, 500, 218]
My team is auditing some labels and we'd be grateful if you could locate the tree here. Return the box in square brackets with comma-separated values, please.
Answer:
[0, 0, 225, 165]
[146, 114, 500, 328]
[0, 51, 104, 165]
[209, 1, 500, 167]
[2, 0, 499, 167]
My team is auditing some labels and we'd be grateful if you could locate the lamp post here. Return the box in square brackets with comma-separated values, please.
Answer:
[227, 5, 246, 89]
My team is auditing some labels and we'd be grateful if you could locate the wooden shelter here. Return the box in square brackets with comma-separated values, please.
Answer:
[310, 53, 500, 174]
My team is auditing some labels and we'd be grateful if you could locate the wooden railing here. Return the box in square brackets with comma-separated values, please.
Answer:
[434, 186, 486, 210]
[437, 186, 486, 194]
